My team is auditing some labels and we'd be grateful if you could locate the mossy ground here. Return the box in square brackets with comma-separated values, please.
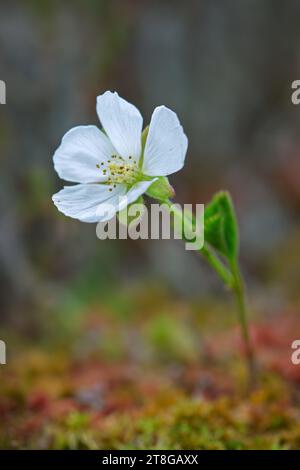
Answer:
[1, 285, 300, 449]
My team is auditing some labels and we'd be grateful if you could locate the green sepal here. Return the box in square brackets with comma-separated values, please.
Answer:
[139, 126, 149, 169]
[141, 125, 149, 152]
[146, 176, 175, 201]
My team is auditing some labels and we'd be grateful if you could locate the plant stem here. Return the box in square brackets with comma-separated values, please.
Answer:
[230, 261, 257, 388]
[163, 199, 233, 287]
[164, 199, 256, 387]
[201, 245, 233, 288]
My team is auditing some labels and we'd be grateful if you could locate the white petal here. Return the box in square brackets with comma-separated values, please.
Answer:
[53, 126, 116, 183]
[96, 91, 143, 161]
[117, 179, 157, 212]
[142, 106, 188, 176]
[52, 183, 127, 223]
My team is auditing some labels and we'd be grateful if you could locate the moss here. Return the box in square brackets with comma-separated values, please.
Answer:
[1, 288, 300, 449]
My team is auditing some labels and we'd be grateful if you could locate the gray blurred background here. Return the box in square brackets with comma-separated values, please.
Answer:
[1, 0, 300, 327]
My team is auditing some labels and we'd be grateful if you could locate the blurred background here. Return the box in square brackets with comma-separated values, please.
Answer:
[2, 0, 300, 450]
[0, 0, 300, 342]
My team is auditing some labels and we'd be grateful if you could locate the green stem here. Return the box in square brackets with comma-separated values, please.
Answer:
[230, 261, 256, 387]
[201, 246, 234, 288]
[163, 199, 233, 287]
[164, 199, 256, 387]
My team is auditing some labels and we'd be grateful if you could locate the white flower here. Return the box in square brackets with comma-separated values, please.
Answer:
[52, 91, 188, 222]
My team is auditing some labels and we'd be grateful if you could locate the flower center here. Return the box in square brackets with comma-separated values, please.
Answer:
[96, 155, 140, 190]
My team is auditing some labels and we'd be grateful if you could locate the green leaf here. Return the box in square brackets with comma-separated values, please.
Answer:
[204, 191, 239, 262]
